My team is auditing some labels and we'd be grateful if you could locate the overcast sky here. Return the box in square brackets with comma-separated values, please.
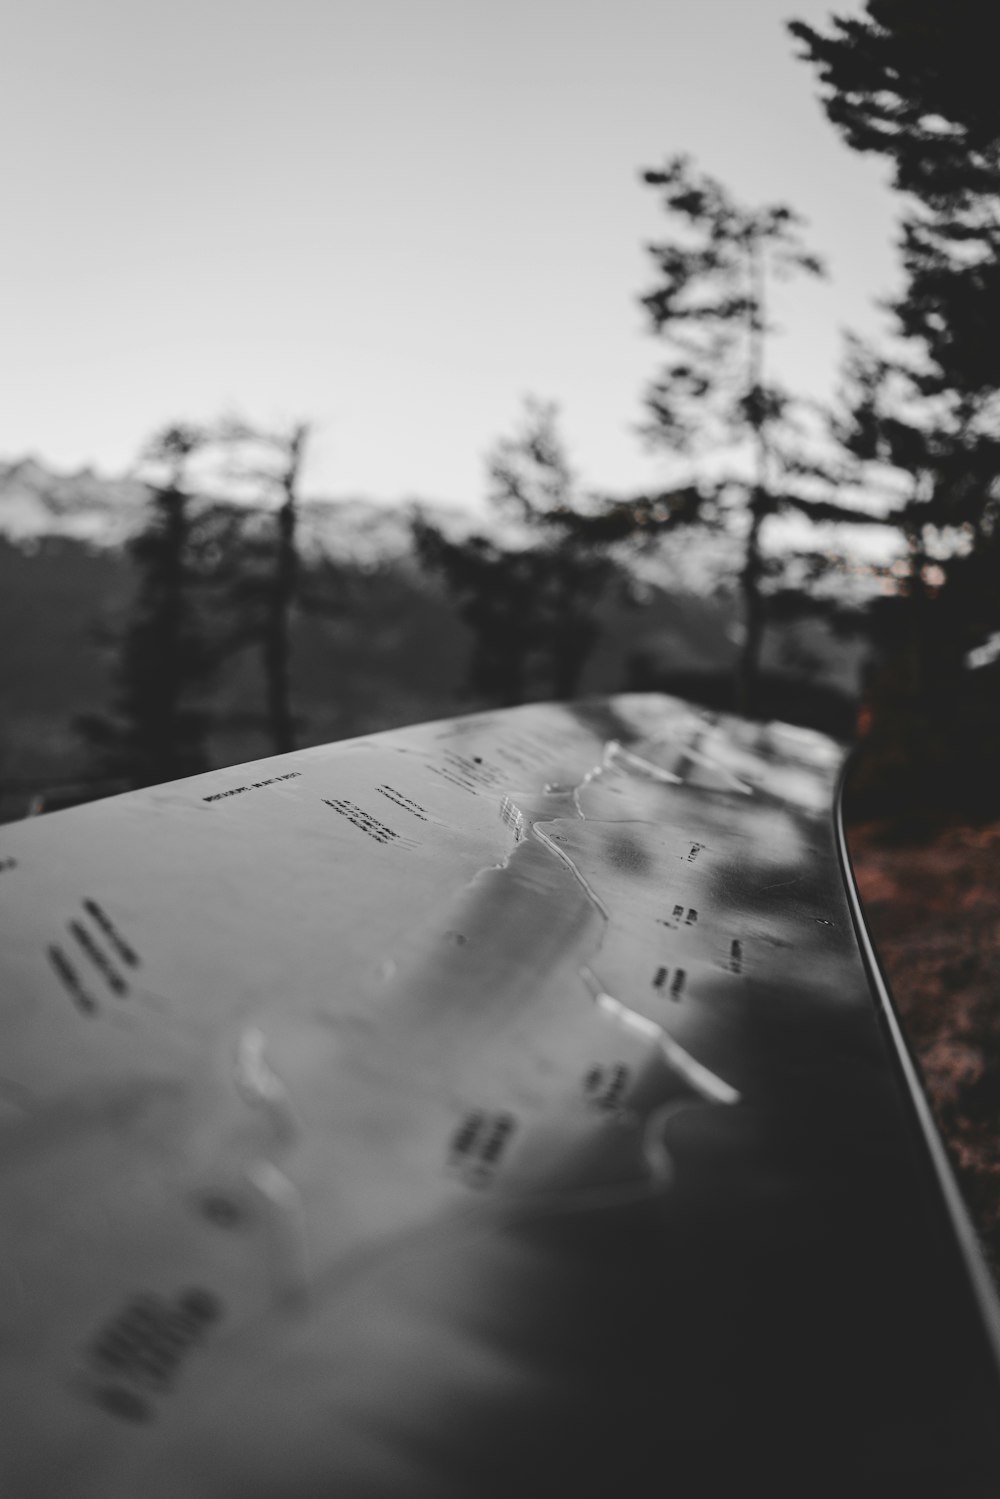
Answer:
[1, 0, 898, 511]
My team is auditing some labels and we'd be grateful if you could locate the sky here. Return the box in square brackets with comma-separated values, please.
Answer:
[1, 0, 899, 513]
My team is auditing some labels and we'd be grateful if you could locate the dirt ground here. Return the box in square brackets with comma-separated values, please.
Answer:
[846, 817, 1000, 1283]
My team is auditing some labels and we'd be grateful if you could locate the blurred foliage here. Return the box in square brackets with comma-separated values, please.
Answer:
[794, 0, 1000, 816]
[412, 400, 620, 707]
[76, 425, 221, 788]
[206, 420, 313, 755]
[635, 155, 834, 715]
[75, 418, 343, 788]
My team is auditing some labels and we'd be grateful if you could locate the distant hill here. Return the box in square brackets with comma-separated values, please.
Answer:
[0, 457, 147, 547]
[0, 455, 468, 563]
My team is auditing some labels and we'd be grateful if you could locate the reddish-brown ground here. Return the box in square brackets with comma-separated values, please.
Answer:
[847, 818, 1000, 1283]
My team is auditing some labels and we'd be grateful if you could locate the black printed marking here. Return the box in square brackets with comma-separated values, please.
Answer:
[323, 799, 398, 845]
[658, 903, 686, 929]
[48, 944, 97, 1014]
[583, 1064, 629, 1111]
[685, 908, 698, 925]
[687, 843, 705, 863]
[730, 940, 743, 975]
[653, 966, 668, 990]
[449, 1110, 517, 1183]
[203, 771, 301, 804]
[375, 784, 428, 821]
[452, 1110, 484, 1156]
[431, 751, 505, 795]
[83, 899, 139, 967]
[85, 1288, 222, 1418]
[69, 920, 127, 995]
[670, 968, 687, 999]
[482, 1123, 512, 1164]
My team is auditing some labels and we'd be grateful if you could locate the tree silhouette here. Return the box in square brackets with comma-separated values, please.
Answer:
[788, 2, 1000, 206]
[78, 424, 219, 787]
[790, 3, 1000, 531]
[210, 420, 310, 755]
[413, 400, 615, 707]
[638, 155, 830, 714]
[792, 1, 1000, 803]
[791, 1, 1000, 434]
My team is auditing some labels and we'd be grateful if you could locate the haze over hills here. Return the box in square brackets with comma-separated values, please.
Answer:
[0, 455, 470, 562]
[0, 457, 146, 548]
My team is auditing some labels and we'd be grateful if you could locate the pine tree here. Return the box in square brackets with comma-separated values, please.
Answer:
[79, 424, 218, 787]
[637, 155, 829, 713]
[413, 400, 614, 707]
[210, 420, 311, 754]
[788, 2, 1000, 205]
[790, 2, 1000, 403]
[792, 1, 1000, 803]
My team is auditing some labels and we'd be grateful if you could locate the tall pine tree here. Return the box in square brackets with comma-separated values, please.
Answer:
[637, 155, 831, 713]
[413, 400, 614, 707]
[79, 424, 218, 787]
[210, 420, 311, 754]
[793, 0, 1000, 804]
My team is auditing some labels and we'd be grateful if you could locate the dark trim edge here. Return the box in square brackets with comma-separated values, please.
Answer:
[833, 751, 1000, 1373]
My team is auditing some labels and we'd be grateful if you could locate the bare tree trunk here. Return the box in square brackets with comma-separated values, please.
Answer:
[735, 235, 769, 719]
[735, 493, 766, 718]
[264, 425, 307, 755]
[158, 486, 187, 773]
[120, 437, 209, 787]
